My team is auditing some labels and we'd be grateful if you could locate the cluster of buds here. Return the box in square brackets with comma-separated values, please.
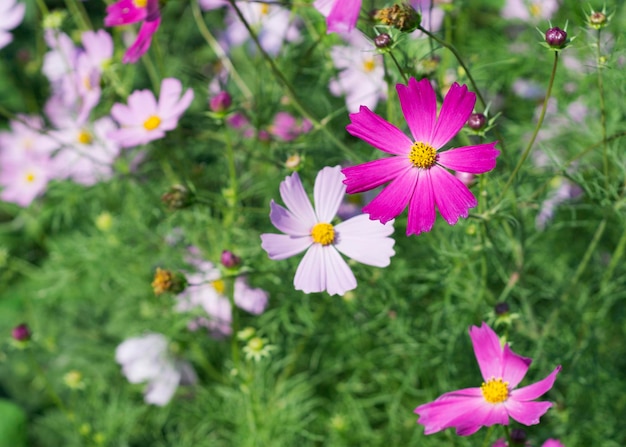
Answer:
[151, 267, 187, 295]
[373, 3, 421, 32]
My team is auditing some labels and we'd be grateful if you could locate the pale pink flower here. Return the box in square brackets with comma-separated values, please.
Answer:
[198, 0, 229, 10]
[115, 333, 197, 406]
[268, 112, 312, 142]
[260, 166, 395, 296]
[0, 159, 50, 207]
[410, 0, 445, 35]
[329, 32, 386, 113]
[314, 0, 361, 34]
[0, 116, 58, 165]
[415, 322, 561, 436]
[0, 0, 25, 49]
[109, 78, 194, 148]
[342, 77, 500, 236]
[502, 0, 560, 22]
[104, 0, 161, 63]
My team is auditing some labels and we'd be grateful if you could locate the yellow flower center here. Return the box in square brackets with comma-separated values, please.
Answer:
[481, 378, 509, 404]
[25, 172, 36, 183]
[212, 279, 225, 295]
[529, 4, 541, 17]
[77, 129, 93, 145]
[143, 115, 161, 131]
[408, 141, 437, 169]
[311, 222, 335, 246]
[362, 58, 376, 73]
[133, 0, 147, 7]
[260, 3, 270, 15]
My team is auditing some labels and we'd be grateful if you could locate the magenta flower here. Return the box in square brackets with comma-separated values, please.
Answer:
[415, 322, 561, 436]
[314, 0, 362, 34]
[104, 0, 161, 63]
[260, 166, 395, 296]
[341, 77, 500, 236]
[109, 78, 194, 148]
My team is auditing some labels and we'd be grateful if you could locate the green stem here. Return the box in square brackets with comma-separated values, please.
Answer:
[64, 0, 92, 31]
[503, 425, 512, 446]
[226, 278, 240, 369]
[496, 52, 559, 204]
[387, 51, 408, 83]
[226, 0, 355, 160]
[190, 0, 253, 101]
[223, 126, 239, 234]
[35, 0, 49, 15]
[480, 425, 495, 447]
[600, 222, 626, 290]
[596, 29, 609, 189]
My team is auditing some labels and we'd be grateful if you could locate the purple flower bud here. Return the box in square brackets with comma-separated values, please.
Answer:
[467, 113, 487, 130]
[510, 428, 527, 445]
[374, 33, 392, 49]
[545, 27, 567, 48]
[494, 302, 510, 316]
[221, 250, 241, 269]
[209, 91, 232, 113]
[12, 323, 31, 342]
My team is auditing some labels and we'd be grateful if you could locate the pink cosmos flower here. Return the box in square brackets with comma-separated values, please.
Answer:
[260, 166, 395, 296]
[542, 439, 565, 447]
[314, 0, 361, 34]
[104, 0, 161, 63]
[341, 77, 500, 236]
[109, 78, 194, 148]
[0, 159, 50, 207]
[268, 112, 312, 142]
[0, 0, 25, 49]
[415, 322, 561, 436]
[502, 0, 560, 22]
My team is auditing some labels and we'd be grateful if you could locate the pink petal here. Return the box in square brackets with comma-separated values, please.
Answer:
[510, 366, 561, 401]
[437, 142, 500, 174]
[501, 344, 532, 389]
[430, 165, 477, 225]
[1, 2, 25, 29]
[415, 388, 497, 436]
[105, 0, 146, 26]
[326, 0, 362, 34]
[127, 89, 158, 117]
[469, 323, 504, 381]
[123, 17, 161, 64]
[430, 83, 476, 148]
[260, 233, 312, 260]
[293, 245, 356, 295]
[158, 78, 194, 124]
[362, 168, 418, 224]
[346, 106, 412, 155]
[397, 77, 436, 143]
[268, 200, 312, 236]
[110, 103, 143, 127]
[406, 169, 436, 235]
[504, 399, 553, 426]
[342, 156, 410, 194]
[313, 166, 346, 222]
[279, 172, 318, 228]
[334, 215, 395, 266]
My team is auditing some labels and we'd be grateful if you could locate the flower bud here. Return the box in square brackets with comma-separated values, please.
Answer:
[588, 10, 609, 29]
[510, 428, 527, 445]
[494, 302, 510, 316]
[209, 91, 232, 113]
[374, 33, 392, 49]
[374, 3, 421, 32]
[220, 250, 241, 269]
[467, 113, 487, 130]
[12, 323, 31, 342]
[161, 184, 193, 210]
[152, 268, 187, 295]
[545, 27, 567, 48]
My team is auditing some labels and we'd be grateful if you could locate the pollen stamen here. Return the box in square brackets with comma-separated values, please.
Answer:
[408, 141, 437, 169]
[143, 115, 161, 131]
[311, 222, 335, 246]
[481, 378, 509, 404]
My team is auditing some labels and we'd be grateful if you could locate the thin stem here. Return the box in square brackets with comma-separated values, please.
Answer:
[223, 126, 239, 234]
[503, 425, 512, 446]
[480, 426, 495, 447]
[64, 0, 92, 31]
[496, 52, 559, 204]
[190, 1, 253, 101]
[35, 0, 49, 15]
[387, 51, 408, 83]
[596, 29, 609, 189]
[226, 0, 355, 160]
[600, 222, 626, 291]
[226, 278, 241, 369]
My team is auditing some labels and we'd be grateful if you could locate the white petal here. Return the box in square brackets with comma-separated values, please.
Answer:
[334, 215, 395, 267]
[313, 165, 346, 222]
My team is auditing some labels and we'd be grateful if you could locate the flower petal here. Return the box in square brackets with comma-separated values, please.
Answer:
[510, 365, 561, 401]
[144, 367, 180, 406]
[397, 77, 436, 143]
[406, 169, 436, 236]
[122, 17, 161, 64]
[325, 0, 362, 34]
[437, 142, 500, 174]
[334, 215, 395, 266]
[504, 399, 553, 426]
[342, 156, 410, 194]
[268, 200, 311, 236]
[430, 166, 477, 225]
[501, 344, 532, 389]
[260, 233, 312, 260]
[313, 166, 346, 222]
[158, 78, 194, 123]
[293, 244, 356, 295]
[347, 106, 413, 155]
[279, 172, 318, 228]
[430, 83, 476, 148]
[469, 323, 504, 381]
[127, 89, 158, 117]
[362, 168, 418, 224]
